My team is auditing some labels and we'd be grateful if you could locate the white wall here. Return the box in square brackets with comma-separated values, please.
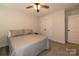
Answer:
[40, 10, 65, 43]
[0, 6, 40, 47]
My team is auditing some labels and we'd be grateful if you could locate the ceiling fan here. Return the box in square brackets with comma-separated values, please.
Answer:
[26, 3, 49, 12]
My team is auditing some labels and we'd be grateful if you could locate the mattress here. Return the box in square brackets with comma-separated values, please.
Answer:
[8, 34, 49, 56]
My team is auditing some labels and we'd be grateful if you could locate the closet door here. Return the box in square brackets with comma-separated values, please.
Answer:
[68, 15, 79, 44]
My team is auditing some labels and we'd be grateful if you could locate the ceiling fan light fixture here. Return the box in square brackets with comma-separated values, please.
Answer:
[34, 4, 37, 10]
[34, 4, 40, 10]
[38, 5, 40, 10]
[26, 3, 49, 13]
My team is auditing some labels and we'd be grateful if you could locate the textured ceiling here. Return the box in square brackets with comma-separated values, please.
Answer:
[0, 3, 79, 16]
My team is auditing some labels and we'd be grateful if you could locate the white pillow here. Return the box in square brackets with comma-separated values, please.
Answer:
[9, 29, 24, 37]
[23, 29, 33, 35]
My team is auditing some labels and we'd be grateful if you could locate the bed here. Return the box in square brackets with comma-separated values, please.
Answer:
[8, 29, 49, 56]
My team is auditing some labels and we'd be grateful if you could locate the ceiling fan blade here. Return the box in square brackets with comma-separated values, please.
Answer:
[26, 6, 33, 9]
[41, 5, 49, 8]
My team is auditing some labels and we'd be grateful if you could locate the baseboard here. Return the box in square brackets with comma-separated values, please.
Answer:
[49, 39, 65, 44]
